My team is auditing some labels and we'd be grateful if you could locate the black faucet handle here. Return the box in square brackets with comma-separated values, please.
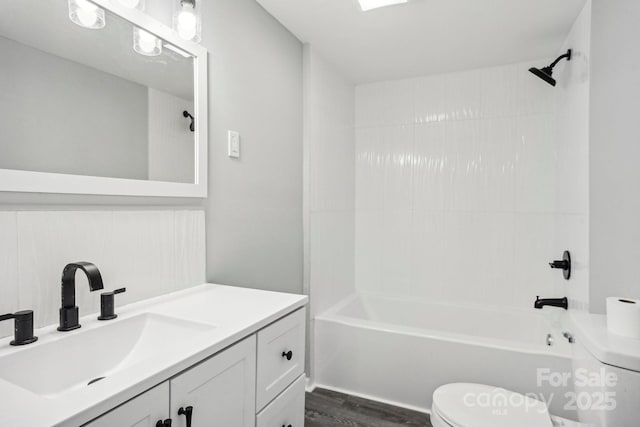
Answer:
[0, 310, 38, 346]
[98, 287, 127, 321]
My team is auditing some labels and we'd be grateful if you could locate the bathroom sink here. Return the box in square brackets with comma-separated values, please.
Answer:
[0, 313, 214, 399]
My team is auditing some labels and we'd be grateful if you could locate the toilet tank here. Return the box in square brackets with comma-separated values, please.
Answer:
[569, 313, 640, 427]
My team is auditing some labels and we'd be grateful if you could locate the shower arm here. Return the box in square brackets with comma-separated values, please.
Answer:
[548, 49, 572, 69]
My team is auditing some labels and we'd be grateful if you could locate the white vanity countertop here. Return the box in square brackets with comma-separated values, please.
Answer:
[0, 284, 308, 427]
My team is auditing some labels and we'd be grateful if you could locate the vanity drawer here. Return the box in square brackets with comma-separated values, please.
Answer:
[256, 375, 305, 427]
[256, 307, 306, 409]
[84, 382, 169, 426]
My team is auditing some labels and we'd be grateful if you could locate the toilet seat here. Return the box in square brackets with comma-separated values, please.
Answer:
[431, 383, 554, 427]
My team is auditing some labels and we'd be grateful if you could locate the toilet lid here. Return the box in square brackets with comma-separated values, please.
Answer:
[432, 383, 553, 427]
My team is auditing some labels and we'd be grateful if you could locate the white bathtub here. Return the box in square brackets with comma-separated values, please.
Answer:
[314, 293, 576, 419]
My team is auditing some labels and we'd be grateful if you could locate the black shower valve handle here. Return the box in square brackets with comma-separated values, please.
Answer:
[549, 260, 569, 270]
[549, 251, 571, 280]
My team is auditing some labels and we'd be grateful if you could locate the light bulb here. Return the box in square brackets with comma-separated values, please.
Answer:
[177, 4, 197, 40]
[77, 8, 98, 27]
[76, 0, 98, 26]
[77, 0, 98, 12]
[138, 30, 156, 53]
[69, 0, 105, 29]
[133, 27, 162, 56]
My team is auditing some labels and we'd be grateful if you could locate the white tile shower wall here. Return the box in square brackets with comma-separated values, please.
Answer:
[304, 46, 356, 319]
[355, 56, 587, 309]
[0, 210, 205, 338]
[554, 1, 591, 311]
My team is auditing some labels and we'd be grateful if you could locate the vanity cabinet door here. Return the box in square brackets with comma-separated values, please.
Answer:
[170, 335, 257, 427]
[84, 382, 169, 427]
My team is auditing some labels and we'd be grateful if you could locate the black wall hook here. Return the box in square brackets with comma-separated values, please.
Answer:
[183, 110, 195, 132]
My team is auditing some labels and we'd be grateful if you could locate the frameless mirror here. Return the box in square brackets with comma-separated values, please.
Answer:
[0, 0, 208, 197]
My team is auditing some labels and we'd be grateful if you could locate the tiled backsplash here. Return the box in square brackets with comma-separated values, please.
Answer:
[354, 55, 589, 309]
[0, 210, 205, 338]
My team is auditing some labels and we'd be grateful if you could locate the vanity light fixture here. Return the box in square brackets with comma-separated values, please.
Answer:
[133, 27, 162, 56]
[112, 0, 145, 9]
[358, 0, 408, 12]
[173, 0, 201, 42]
[68, 0, 106, 29]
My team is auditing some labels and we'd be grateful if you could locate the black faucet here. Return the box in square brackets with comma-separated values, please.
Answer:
[534, 296, 568, 310]
[58, 262, 104, 332]
[0, 310, 38, 346]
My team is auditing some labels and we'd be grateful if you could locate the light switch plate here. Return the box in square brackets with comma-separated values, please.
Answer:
[228, 131, 240, 158]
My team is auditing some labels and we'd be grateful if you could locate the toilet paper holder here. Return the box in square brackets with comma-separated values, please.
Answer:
[549, 250, 571, 280]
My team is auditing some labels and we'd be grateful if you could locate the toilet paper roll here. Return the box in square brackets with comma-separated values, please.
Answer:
[607, 297, 640, 340]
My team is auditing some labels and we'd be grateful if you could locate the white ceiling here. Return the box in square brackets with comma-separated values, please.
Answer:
[256, 0, 587, 83]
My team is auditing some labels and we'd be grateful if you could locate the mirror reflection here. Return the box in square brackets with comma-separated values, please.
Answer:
[0, 0, 196, 184]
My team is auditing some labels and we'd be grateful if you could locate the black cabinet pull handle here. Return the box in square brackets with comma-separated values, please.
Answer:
[282, 350, 293, 360]
[282, 424, 292, 427]
[156, 420, 171, 427]
[178, 406, 193, 427]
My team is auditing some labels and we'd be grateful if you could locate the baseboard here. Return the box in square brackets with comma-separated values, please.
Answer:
[313, 383, 431, 415]
[305, 376, 316, 392]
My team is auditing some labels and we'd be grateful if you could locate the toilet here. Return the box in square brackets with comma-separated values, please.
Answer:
[430, 383, 581, 427]
[430, 317, 640, 427]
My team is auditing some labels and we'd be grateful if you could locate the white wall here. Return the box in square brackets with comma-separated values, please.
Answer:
[589, 0, 640, 313]
[303, 45, 355, 377]
[0, 36, 148, 180]
[118, 0, 305, 293]
[353, 58, 589, 309]
[554, 1, 591, 311]
[148, 88, 195, 184]
[0, 210, 204, 338]
[201, 0, 304, 294]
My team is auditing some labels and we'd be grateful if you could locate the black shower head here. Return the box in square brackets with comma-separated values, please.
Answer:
[529, 66, 556, 86]
[529, 49, 572, 87]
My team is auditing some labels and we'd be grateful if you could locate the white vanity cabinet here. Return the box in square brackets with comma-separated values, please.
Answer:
[84, 308, 306, 427]
[170, 335, 256, 427]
